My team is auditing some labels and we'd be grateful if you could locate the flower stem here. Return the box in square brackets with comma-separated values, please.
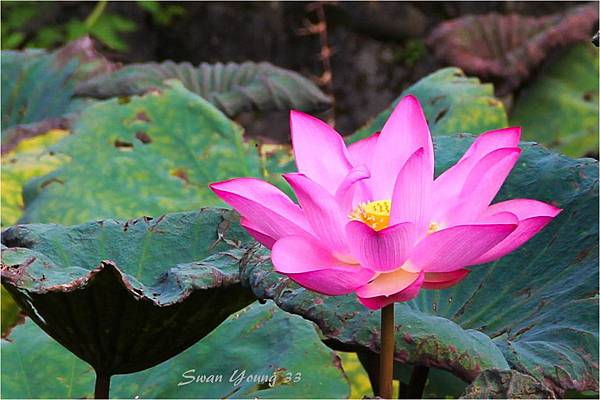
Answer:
[379, 303, 395, 399]
[94, 372, 111, 399]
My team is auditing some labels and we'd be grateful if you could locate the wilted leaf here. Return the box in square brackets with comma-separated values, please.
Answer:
[75, 60, 331, 117]
[242, 135, 599, 397]
[426, 4, 599, 94]
[1, 209, 256, 380]
[510, 43, 599, 157]
[19, 81, 260, 225]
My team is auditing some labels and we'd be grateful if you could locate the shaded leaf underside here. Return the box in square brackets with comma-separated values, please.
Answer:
[1, 302, 350, 399]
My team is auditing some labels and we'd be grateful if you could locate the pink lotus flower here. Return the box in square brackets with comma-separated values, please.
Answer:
[210, 95, 561, 310]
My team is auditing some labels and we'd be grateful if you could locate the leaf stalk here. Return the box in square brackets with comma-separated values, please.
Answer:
[94, 372, 111, 399]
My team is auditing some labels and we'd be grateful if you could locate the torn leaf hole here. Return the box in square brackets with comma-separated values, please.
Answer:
[170, 168, 190, 185]
[114, 139, 134, 151]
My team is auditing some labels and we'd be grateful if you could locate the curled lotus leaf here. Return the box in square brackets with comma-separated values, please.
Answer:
[1, 208, 256, 376]
[75, 60, 332, 117]
[241, 135, 599, 397]
[426, 3, 599, 94]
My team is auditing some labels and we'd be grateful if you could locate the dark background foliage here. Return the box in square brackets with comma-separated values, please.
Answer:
[2, 1, 593, 140]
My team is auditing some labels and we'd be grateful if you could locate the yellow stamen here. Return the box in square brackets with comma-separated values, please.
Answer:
[428, 222, 441, 234]
[349, 200, 391, 231]
[349, 200, 443, 235]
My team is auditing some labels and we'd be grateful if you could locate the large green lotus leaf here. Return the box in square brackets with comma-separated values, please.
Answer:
[75, 60, 331, 117]
[1, 303, 350, 399]
[510, 43, 599, 157]
[1, 37, 111, 151]
[19, 81, 260, 225]
[347, 68, 508, 143]
[241, 135, 599, 397]
[1, 208, 256, 377]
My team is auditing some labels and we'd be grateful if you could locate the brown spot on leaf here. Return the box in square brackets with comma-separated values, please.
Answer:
[517, 288, 532, 298]
[40, 177, 65, 188]
[114, 139, 133, 150]
[1, 311, 26, 340]
[430, 95, 445, 105]
[574, 248, 591, 263]
[396, 348, 410, 363]
[117, 96, 131, 104]
[135, 131, 152, 144]
[508, 324, 535, 340]
[136, 112, 151, 122]
[434, 109, 448, 123]
[171, 168, 190, 185]
[583, 91, 594, 102]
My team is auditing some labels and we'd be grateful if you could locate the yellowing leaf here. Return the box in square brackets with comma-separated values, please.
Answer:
[1, 129, 68, 227]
